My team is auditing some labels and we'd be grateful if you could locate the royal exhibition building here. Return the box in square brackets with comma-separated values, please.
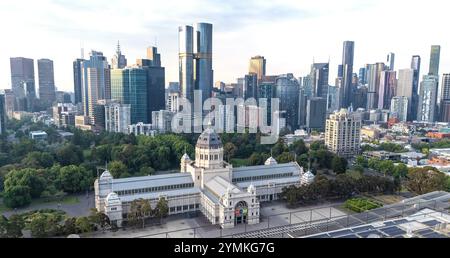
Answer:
[94, 126, 315, 228]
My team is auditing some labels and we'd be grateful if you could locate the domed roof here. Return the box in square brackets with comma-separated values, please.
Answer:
[264, 156, 278, 165]
[100, 170, 113, 180]
[106, 192, 121, 206]
[247, 184, 256, 193]
[181, 153, 191, 161]
[196, 127, 222, 149]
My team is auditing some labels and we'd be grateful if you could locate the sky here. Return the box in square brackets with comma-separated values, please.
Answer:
[0, 0, 449, 92]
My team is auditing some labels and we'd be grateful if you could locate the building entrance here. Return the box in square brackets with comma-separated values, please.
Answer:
[234, 201, 248, 225]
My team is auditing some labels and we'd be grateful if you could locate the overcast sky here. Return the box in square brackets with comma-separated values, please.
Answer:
[0, 0, 448, 92]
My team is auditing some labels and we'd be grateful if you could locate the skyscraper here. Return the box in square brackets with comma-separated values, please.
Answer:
[37, 58, 56, 106]
[249, 56, 266, 80]
[194, 22, 214, 104]
[387, 52, 395, 71]
[410, 55, 421, 120]
[104, 100, 131, 134]
[429, 45, 441, 76]
[179, 25, 195, 104]
[111, 68, 149, 124]
[325, 108, 361, 158]
[73, 58, 84, 105]
[340, 41, 355, 109]
[310, 63, 329, 98]
[80, 51, 111, 125]
[358, 67, 366, 85]
[378, 70, 397, 110]
[306, 97, 327, 132]
[397, 68, 415, 121]
[243, 73, 258, 100]
[275, 74, 299, 130]
[390, 96, 409, 122]
[366, 63, 385, 110]
[10, 57, 36, 111]
[440, 74, 450, 122]
[0, 93, 5, 134]
[111, 41, 127, 69]
[417, 75, 439, 122]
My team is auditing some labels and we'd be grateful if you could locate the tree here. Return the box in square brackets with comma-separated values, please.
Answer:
[393, 164, 408, 178]
[290, 140, 308, 156]
[63, 217, 77, 235]
[75, 217, 93, 233]
[128, 199, 152, 228]
[56, 144, 83, 166]
[406, 167, 447, 195]
[248, 153, 264, 166]
[332, 156, 348, 174]
[276, 152, 295, 164]
[29, 213, 61, 237]
[3, 185, 32, 208]
[155, 197, 169, 223]
[22, 152, 54, 168]
[4, 168, 46, 198]
[355, 156, 368, 168]
[0, 215, 24, 238]
[223, 143, 237, 162]
[57, 165, 92, 193]
[88, 208, 110, 231]
[108, 161, 128, 178]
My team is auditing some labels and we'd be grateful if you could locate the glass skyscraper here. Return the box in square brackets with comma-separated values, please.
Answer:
[410, 55, 421, 121]
[275, 74, 300, 130]
[73, 58, 84, 105]
[429, 45, 441, 76]
[10, 57, 36, 112]
[340, 41, 355, 109]
[310, 63, 329, 98]
[417, 75, 439, 122]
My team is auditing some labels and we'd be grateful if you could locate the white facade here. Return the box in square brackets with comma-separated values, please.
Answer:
[325, 108, 362, 158]
[390, 96, 409, 122]
[95, 126, 311, 228]
[417, 75, 438, 122]
[105, 102, 131, 134]
[128, 122, 157, 136]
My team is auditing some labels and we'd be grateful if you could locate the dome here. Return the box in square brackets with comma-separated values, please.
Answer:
[100, 170, 113, 180]
[181, 153, 191, 161]
[196, 127, 222, 149]
[106, 192, 121, 206]
[264, 156, 278, 165]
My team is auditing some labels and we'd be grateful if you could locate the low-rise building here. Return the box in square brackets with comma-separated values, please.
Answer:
[29, 130, 47, 140]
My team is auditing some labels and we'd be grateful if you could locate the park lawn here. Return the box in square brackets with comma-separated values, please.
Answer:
[230, 158, 250, 167]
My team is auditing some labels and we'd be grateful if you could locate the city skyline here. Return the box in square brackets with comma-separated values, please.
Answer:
[0, 0, 449, 92]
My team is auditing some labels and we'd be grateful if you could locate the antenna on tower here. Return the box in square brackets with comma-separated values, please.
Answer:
[80, 40, 85, 59]
[154, 36, 157, 47]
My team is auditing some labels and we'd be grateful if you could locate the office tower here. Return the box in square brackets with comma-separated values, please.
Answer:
[168, 82, 180, 93]
[249, 56, 266, 80]
[327, 85, 340, 112]
[259, 81, 275, 125]
[37, 59, 56, 106]
[440, 74, 450, 122]
[167, 91, 179, 112]
[352, 73, 358, 87]
[298, 86, 307, 127]
[194, 22, 214, 104]
[3, 89, 15, 118]
[275, 74, 300, 130]
[0, 93, 5, 134]
[243, 73, 258, 100]
[340, 41, 355, 109]
[104, 101, 131, 133]
[55, 91, 72, 104]
[337, 65, 343, 78]
[179, 25, 195, 103]
[366, 63, 385, 110]
[378, 70, 397, 110]
[325, 108, 361, 158]
[410, 55, 421, 120]
[111, 68, 149, 124]
[417, 75, 439, 122]
[10, 57, 36, 111]
[429, 45, 441, 76]
[306, 97, 327, 132]
[396, 69, 415, 121]
[358, 67, 367, 85]
[146, 46, 161, 67]
[387, 52, 395, 71]
[390, 96, 409, 122]
[302, 75, 313, 98]
[353, 86, 367, 110]
[310, 63, 329, 98]
[80, 51, 111, 125]
[73, 58, 85, 105]
[111, 41, 127, 69]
